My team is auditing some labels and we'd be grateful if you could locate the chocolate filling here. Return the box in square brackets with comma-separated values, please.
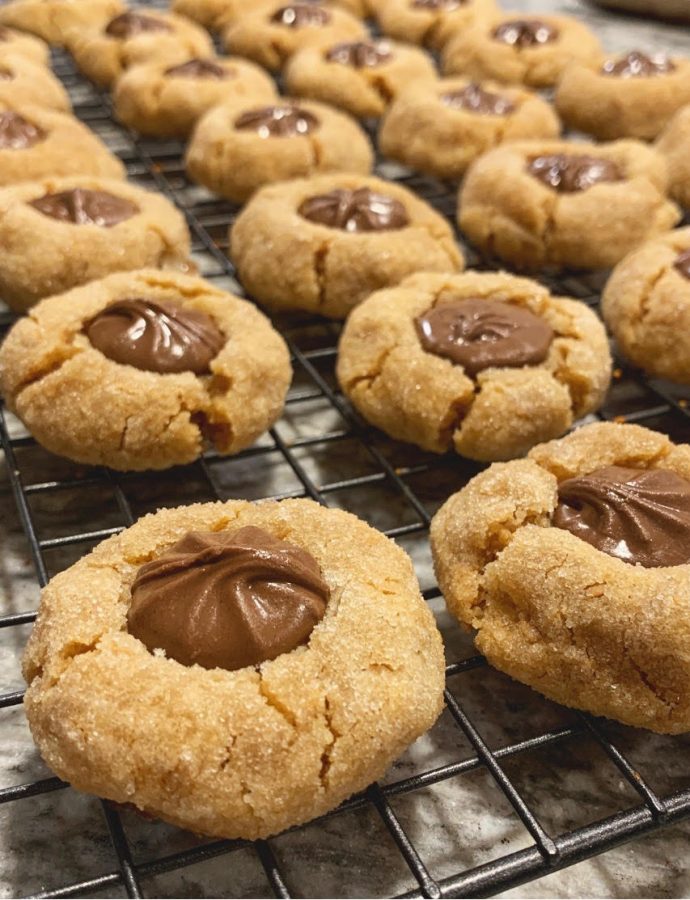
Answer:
[0, 111, 45, 150]
[165, 58, 230, 79]
[493, 19, 559, 48]
[411, 0, 463, 9]
[270, 4, 332, 26]
[299, 187, 409, 232]
[674, 249, 690, 281]
[105, 11, 172, 38]
[234, 105, 319, 136]
[326, 40, 393, 68]
[527, 154, 623, 192]
[601, 50, 676, 78]
[29, 188, 139, 227]
[441, 83, 515, 115]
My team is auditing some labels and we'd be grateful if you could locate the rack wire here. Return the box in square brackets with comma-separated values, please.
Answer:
[2, 12, 690, 898]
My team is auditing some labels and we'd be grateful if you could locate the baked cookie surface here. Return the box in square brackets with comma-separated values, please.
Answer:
[186, 98, 373, 204]
[0, 0, 123, 45]
[442, 14, 602, 87]
[556, 50, 690, 141]
[113, 55, 276, 138]
[0, 102, 125, 187]
[458, 138, 680, 270]
[0, 23, 49, 63]
[0, 176, 191, 311]
[337, 270, 611, 460]
[231, 173, 463, 318]
[284, 38, 437, 120]
[23, 498, 445, 839]
[221, 2, 366, 72]
[370, 0, 497, 51]
[0, 269, 291, 471]
[431, 421, 690, 734]
[602, 227, 690, 384]
[68, 7, 214, 87]
[656, 103, 690, 209]
[379, 77, 560, 180]
[0, 52, 70, 112]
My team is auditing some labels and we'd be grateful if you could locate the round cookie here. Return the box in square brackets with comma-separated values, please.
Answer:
[0, 102, 125, 188]
[430, 421, 690, 734]
[337, 271, 611, 461]
[67, 8, 214, 88]
[231, 173, 463, 318]
[379, 77, 560, 181]
[555, 50, 690, 141]
[0, 52, 70, 112]
[22, 497, 444, 839]
[113, 56, 277, 139]
[458, 138, 681, 270]
[442, 14, 602, 87]
[173, 0, 368, 31]
[283, 38, 437, 120]
[0, 24, 49, 64]
[0, 269, 292, 471]
[656, 104, 690, 209]
[602, 227, 690, 384]
[0, 176, 191, 312]
[186, 98, 373, 205]
[221, 2, 366, 73]
[0, 0, 123, 46]
[369, 0, 497, 51]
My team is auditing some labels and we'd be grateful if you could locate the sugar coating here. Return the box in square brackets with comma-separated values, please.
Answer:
[0, 269, 292, 471]
[370, 0, 497, 51]
[656, 104, 690, 210]
[337, 270, 611, 461]
[431, 421, 690, 734]
[23, 498, 445, 839]
[0, 0, 123, 46]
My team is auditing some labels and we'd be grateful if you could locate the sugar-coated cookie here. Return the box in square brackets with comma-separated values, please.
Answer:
[370, 0, 497, 51]
[173, 0, 367, 31]
[0, 52, 70, 112]
[656, 104, 690, 209]
[0, 0, 123, 46]
[0, 24, 49, 64]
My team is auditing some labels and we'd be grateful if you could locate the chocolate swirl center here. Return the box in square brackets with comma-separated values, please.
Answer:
[105, 11, 172, 38]
[441, 83, 515, 115]
[553, 466, 690, 567]
[674, 249, 690, 281]
[527, 154, 623, 193]
[0, 111, 45, 150]
[299, 187, 409, 232]
[29, 188, 139, 227]
[326, 40, 393, 68]
[235, 105, 319, 137]
[165, 58, 230, 79]
[127, 526, 330, 671]
[411, 0, 462, 9]
[493, 19, 559, 48]
[415, 298, 553, 376]
[85, 298, 224, 374]
[602, 50, 676, 78]
[270, 4, 332, 26]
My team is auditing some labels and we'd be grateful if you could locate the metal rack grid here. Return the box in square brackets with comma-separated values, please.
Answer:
[2, 20, 690, 899]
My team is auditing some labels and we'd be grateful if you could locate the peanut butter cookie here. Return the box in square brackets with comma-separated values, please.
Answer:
[231, 173, 463, 318]
[0, 269, 291, 471]
[379, 77, 560, 180]
[370, 0, 497, 51]
[431, 421, 690, 734]
[186, 98, 373, 205]
[113, 55, 276, 138]
[0, 102, 125, 187]
[221, 2, 366, 72]
[555, 50, 690, 141]
[0, 24, 49, 64]
[67, 8, 213, 88]
[602, 227, 690, 384]
[337, 271, 611, 461]
[0, 0, 123, 46]
[443, 14, 602, 87]
[22, 497, 445, 839]
[656, 103, 690, 209]
[284, 38, 437, 120]
[0, 52, 70, 112]
[173, 0, 368, 30]
[0, 176, 191, 311]
[458, 138, 680, 270]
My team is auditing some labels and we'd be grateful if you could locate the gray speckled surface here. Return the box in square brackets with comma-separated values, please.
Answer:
[2, 1, 690, 897]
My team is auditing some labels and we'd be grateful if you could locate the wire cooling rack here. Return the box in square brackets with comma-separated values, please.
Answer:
[2, 11, 690, 898]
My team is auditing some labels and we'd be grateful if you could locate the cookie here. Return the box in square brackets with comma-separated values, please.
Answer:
[0, 176, 191, 312]
[0, 269, 292, 471]
[555, 50, 690, 141]
[173, 0, 367, 31]
[601, 227, 690, 384]
[231, 173, 463, 318]
[113, 55, 277, 139]
[369, 0, 497, 51]
[0, 52, 70, 112]
[442, 14, 602, 87]
[337, 271, 611, 461]
[22, 497, 444, 839]
[0, 102, 125, 187]
[379, 77, 560, 180]
[186, 98, 373, 205]
[283, 38, 437, 120]
[67, 8, 214, 88]
[458, 138, 681, 270]
[221, 2, 366, 72]
[430, 421, 690, 734]
[0, 24, 49, 64]
[656, 103, 690, 209]
[0, 0, 123, 46]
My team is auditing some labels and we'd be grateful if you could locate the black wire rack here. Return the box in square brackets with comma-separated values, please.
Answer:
[2, 12, 690, 898]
